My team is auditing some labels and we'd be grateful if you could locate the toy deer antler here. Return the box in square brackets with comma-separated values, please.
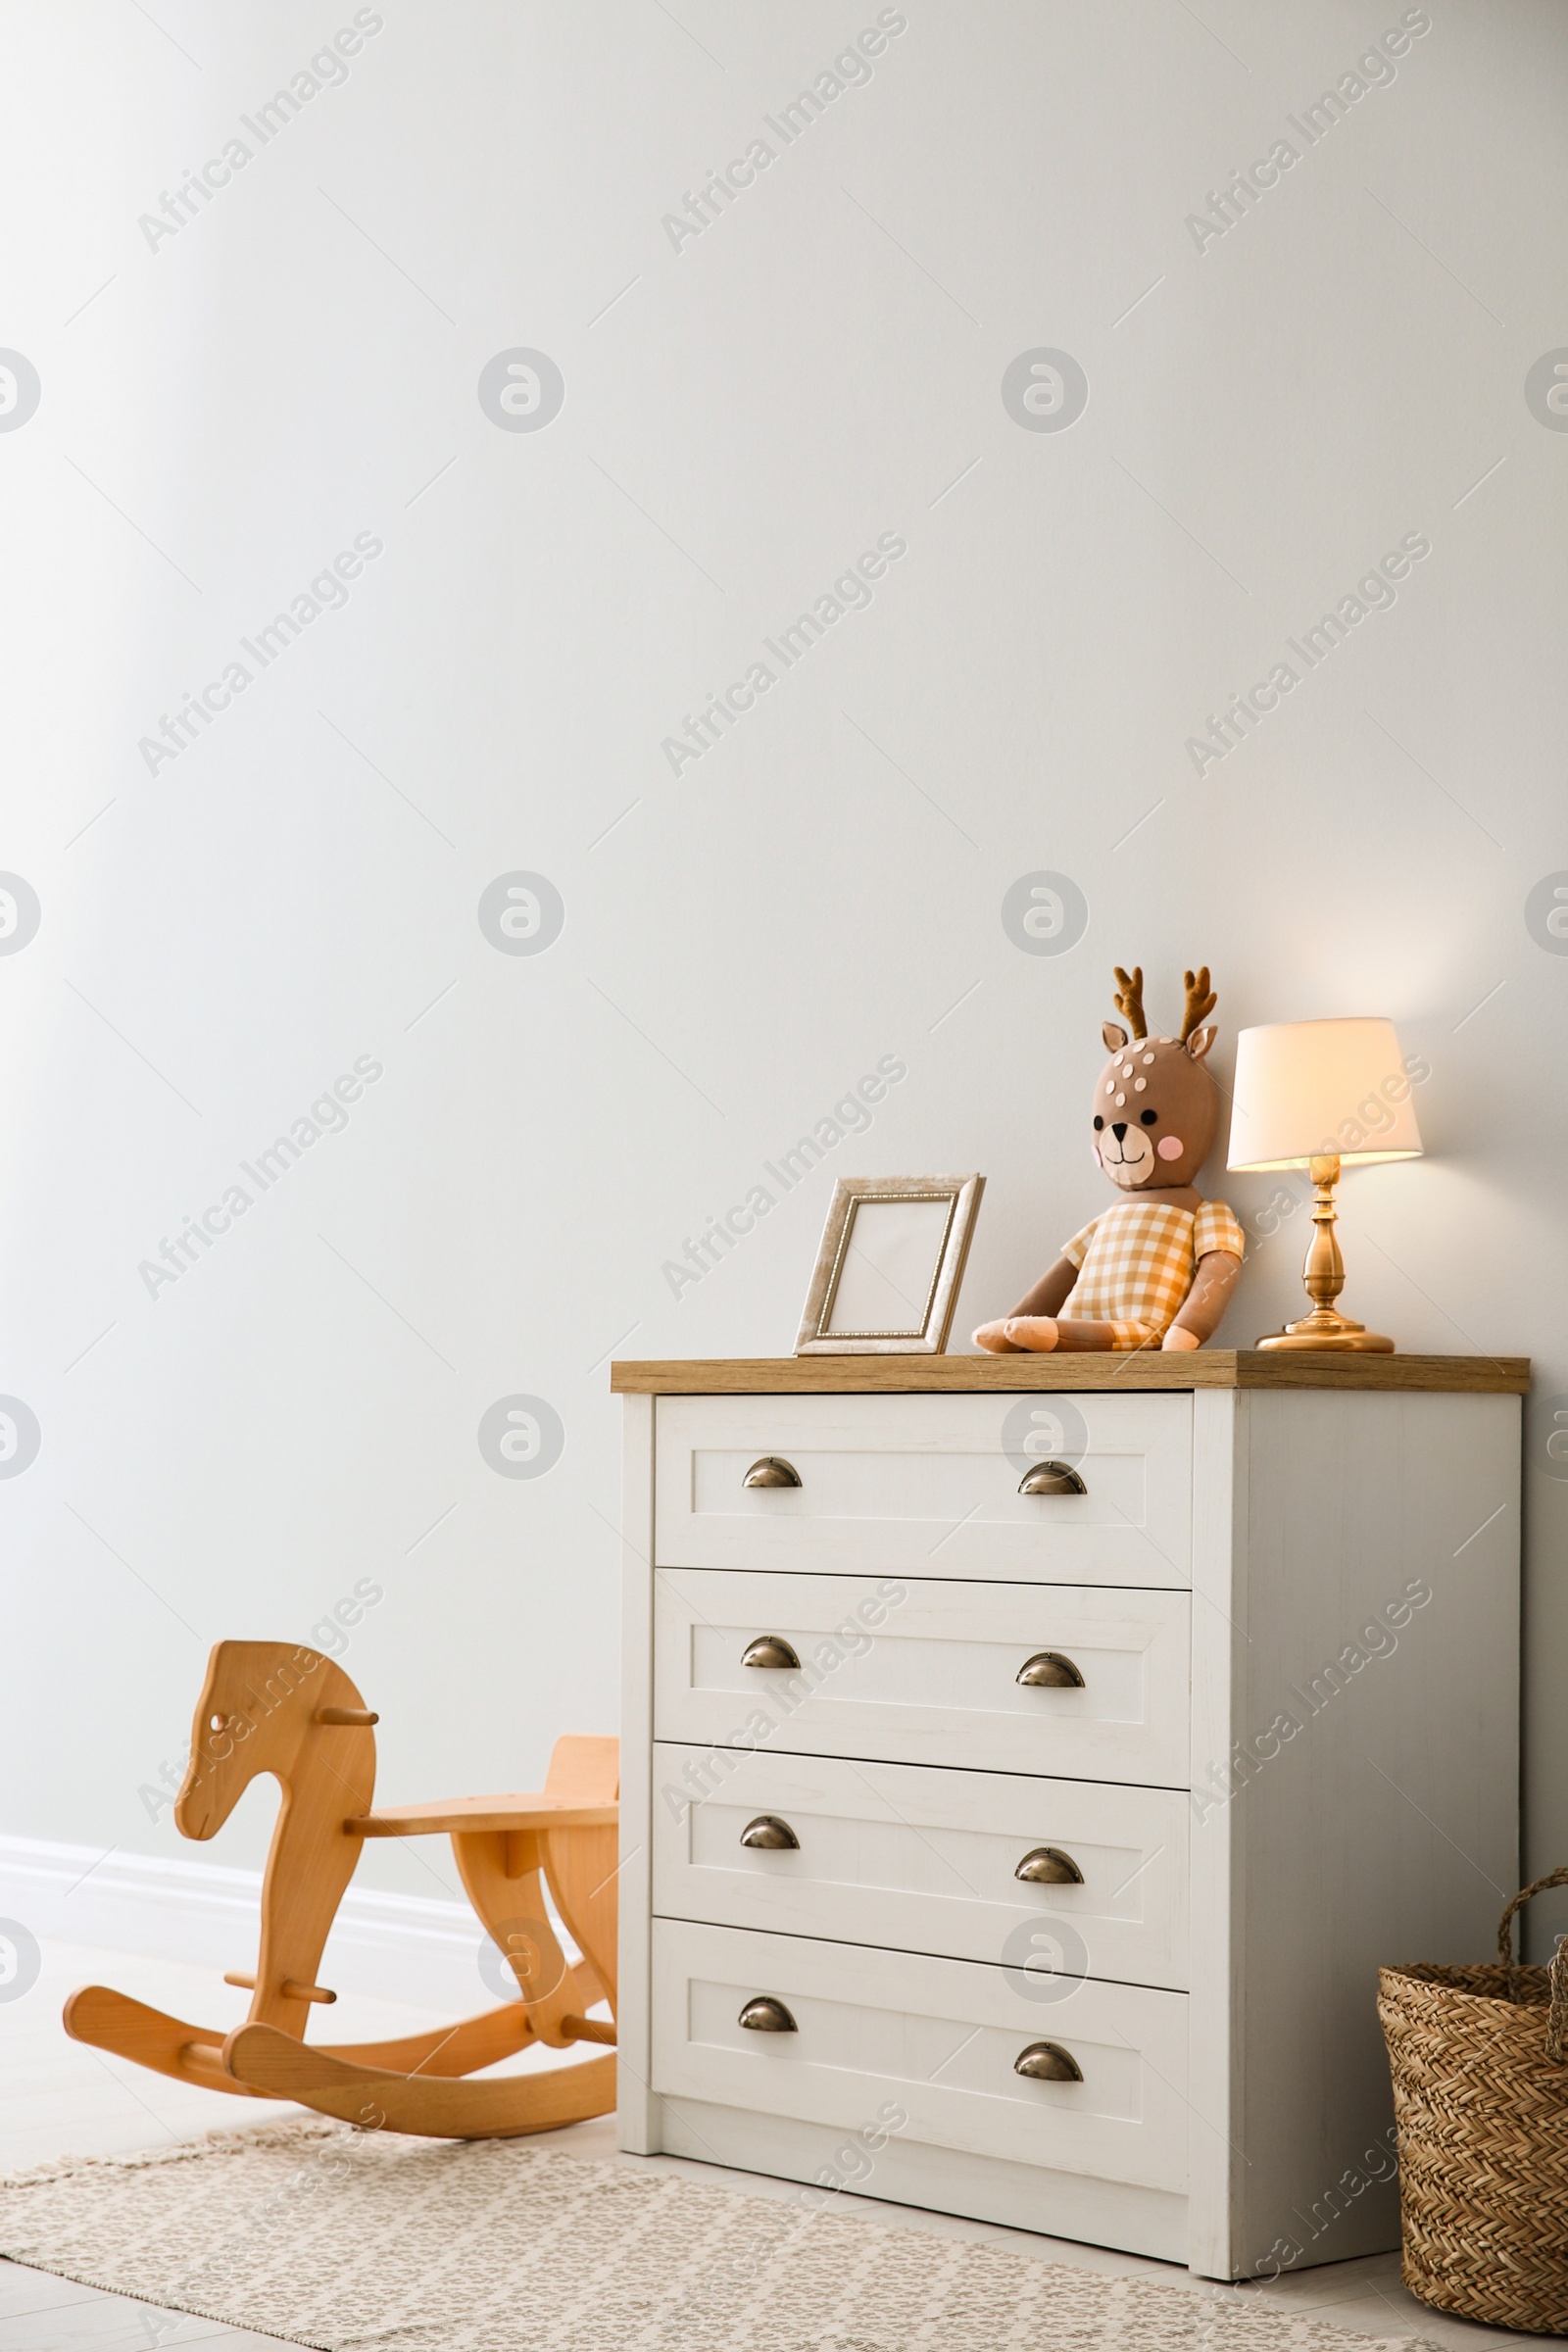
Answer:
[1111, 965, 1148, 1040]
[1180, 966, 1217, 1043]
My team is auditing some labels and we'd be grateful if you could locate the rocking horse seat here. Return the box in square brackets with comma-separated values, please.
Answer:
[353, 1795, 616, 1837]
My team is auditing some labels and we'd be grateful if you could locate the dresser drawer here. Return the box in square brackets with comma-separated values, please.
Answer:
[653, 1747, 1189, 1988]
[654, 1393, 1191, 1585]
[654, 1570, 1190, 1785]
[651, 1918, 1189, 2193]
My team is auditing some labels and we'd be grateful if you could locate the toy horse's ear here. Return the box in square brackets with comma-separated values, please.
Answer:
[1186, 1025, 1217, 1062]
[1102, 1022, 1128, 1052]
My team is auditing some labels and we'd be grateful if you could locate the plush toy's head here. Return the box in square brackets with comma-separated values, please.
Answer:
[1093, 965, 1221, 1192]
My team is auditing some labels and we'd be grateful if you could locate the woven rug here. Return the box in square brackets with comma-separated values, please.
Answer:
[0, 2122, 1440, 2352]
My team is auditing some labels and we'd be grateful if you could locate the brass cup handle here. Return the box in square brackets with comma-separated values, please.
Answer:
[1014, 1845, 1084, 1886]
[1014, 2039, 1082, 2082]
[1016, 1650, 1085, 1689]
[739, 1996, 797, 2033]
[1017, 1460, 1087, 1496]
[740, 1815, 800, 1850]
[742, 1635, 802, 1671]
[743, 1456, 802, 1489]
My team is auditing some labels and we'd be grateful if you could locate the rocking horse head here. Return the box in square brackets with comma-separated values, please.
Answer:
[176, 1641, 377, 1840]
[1093, 964, 1222, 1193]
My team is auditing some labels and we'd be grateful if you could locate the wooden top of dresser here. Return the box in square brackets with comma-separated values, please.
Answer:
[610, 1352, 1529, 1395]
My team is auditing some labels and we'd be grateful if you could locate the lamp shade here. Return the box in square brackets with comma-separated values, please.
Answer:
[1227, 1018, 1424, 1172]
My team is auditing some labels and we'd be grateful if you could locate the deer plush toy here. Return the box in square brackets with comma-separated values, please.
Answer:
[973, 964, 1246, 1353]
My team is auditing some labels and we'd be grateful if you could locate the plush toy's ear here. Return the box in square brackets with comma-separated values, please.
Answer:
[1102, 1022, 1128, 1052]
[1186, 1024, 1217, 1063]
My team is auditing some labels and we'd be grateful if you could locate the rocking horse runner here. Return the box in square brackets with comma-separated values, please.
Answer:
[64, 1641, 617, 2138]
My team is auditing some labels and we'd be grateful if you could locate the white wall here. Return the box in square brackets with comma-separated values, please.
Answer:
[2, 1, 1565, 1947]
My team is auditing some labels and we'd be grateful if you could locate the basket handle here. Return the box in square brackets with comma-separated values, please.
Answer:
[1495, 1867, 1568, 1963]
[1495, 1867, 1568, 2065]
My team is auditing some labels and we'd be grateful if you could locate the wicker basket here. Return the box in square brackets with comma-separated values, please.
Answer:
[1379, 1867, 1568, 2335]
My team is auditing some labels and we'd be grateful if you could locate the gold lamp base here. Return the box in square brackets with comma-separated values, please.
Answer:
[1254, 1153, 1397, 1354]
[1255, 1311, 1395, 1354]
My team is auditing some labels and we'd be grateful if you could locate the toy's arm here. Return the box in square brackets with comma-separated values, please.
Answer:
[972, 1256, 1076, 1351]
[1160, 1249, 1242, 1350]
[1011, 1257, 1077, 1318]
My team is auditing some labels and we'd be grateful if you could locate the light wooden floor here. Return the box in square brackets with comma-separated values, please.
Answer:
[0, 1938, 1543, 2349]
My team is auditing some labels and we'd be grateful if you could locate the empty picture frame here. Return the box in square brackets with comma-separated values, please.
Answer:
[796, 1175, 985, 1355]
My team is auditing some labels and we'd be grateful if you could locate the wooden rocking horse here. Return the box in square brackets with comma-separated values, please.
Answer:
[64, 1641, 617, 2138]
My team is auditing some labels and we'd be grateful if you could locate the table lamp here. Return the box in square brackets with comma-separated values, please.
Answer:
[1227, 1017, 1423, 1352]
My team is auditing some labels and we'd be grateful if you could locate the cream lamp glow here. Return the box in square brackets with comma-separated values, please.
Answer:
[1227, 1018, 1423, 1352]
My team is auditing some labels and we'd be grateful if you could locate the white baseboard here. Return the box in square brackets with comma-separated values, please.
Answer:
[0, 1835, 492, 2013]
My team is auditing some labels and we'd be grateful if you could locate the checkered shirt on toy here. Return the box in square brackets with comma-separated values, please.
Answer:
[1058, 1198, 1245, 1349]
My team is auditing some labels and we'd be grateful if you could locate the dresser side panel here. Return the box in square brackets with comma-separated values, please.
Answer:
[1231, 1390, 1521, 2276]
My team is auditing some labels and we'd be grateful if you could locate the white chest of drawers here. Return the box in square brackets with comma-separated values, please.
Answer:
[613, 1352, 1525, 2279]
